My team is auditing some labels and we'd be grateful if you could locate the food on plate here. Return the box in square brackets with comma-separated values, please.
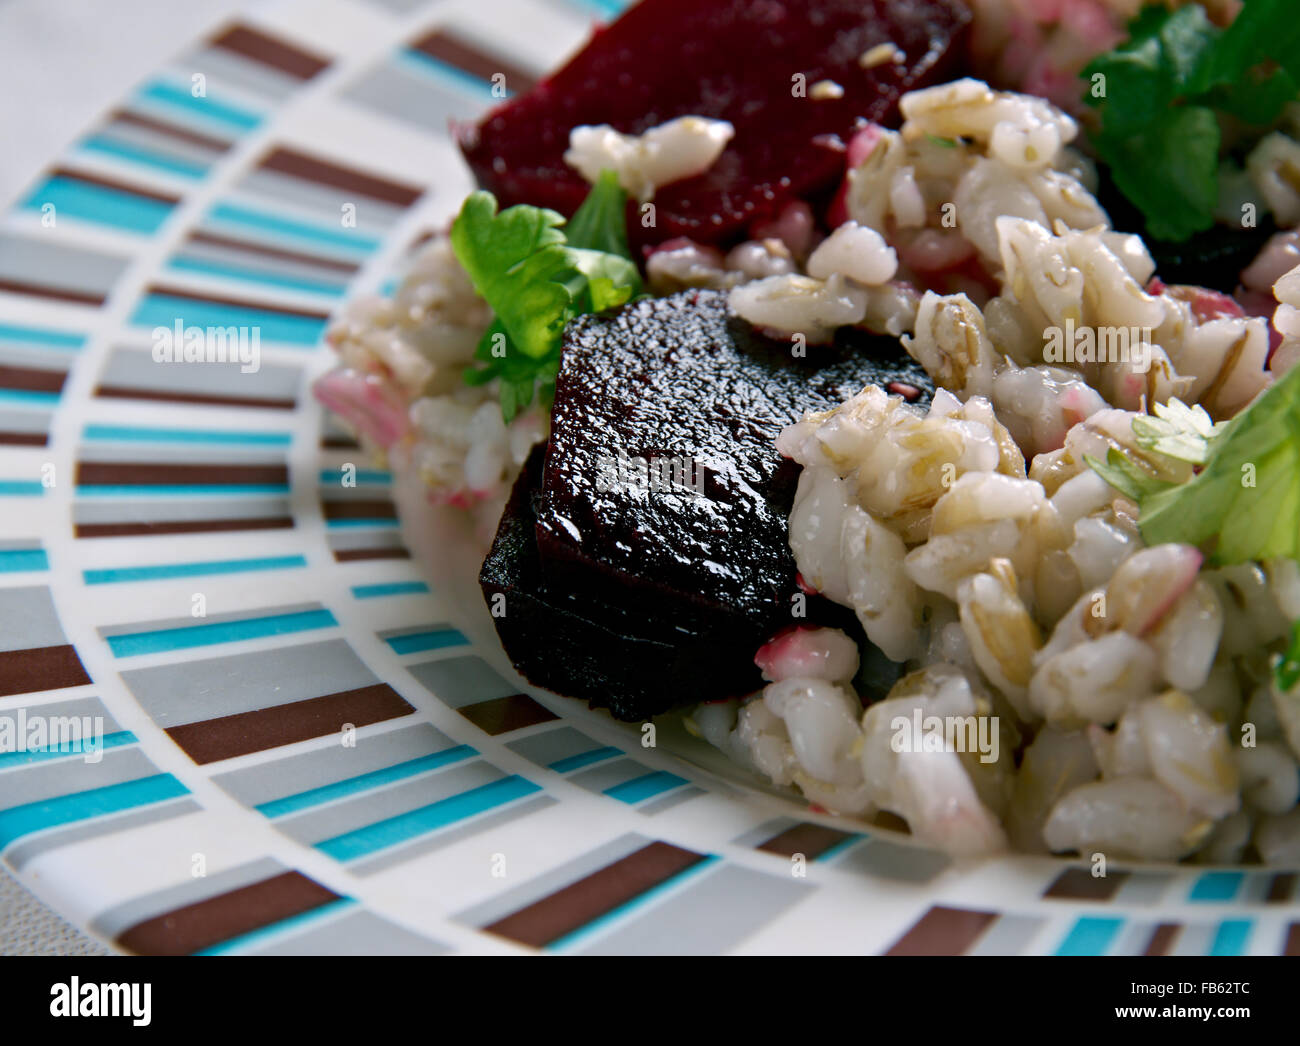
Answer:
[317, 0, 1300, 863]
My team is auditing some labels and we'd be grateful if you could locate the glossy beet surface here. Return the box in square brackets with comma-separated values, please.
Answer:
[458, 0, 971, 249]
[480, 290, 932, 720]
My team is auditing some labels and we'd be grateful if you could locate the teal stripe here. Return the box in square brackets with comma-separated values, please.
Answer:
[82, 424, 291, 445]
[397, 49, 496, 98]
[106, 608, 337, 657]
[548, 747, 621, 773]
[548, 855, 719, 952]
[1055, 916, 1124, 956]
[384, 629, 468, 655]
[316, 775, 542, 861]
[603, 770, 688, 804]
[167, 256, 348, 297]
[0, 773, 189, 847]
[78, 135, 209, 179]
[22, 176, 173, 234]
[0, 481, 44, 496]
[130, 292, 327, 346]
[0, 322, 84, 350]
[209, 202, 379, 254]
[196, 898, 357, 956]
[568, 0, 628, 14]
[814, 834, 866, 862]
[77, 484, 289, 497]
[319, 469, 390, 485]
[84, 555, 306, 585]
[136, 80, 261, 131]
[0, 388, 59, 406]
[0, 549, 48, 573]
[1190, 871, 1244, 902]
[0, 731, 137, 771]
[351, 581, 428, 599]
[1208, 919, 1252, 956]
[257, 745, 477, 818]
[326, 518, 399, 529]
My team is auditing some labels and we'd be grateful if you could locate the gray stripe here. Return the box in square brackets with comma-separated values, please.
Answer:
[76, 442, 288, 465]
[6, 797, 200, 871]
[319, 485, 397, 501]
[277, 759, 504, 846]
[576, 863, 810, 956]
[187, 47, 301, 103]
[0, 696, 120, 736]
[731, 817, 801, 849]
[0, 586, 67, 652]
[234, 168, 408, 228]
[119, 638, 377, 727]
[99, 346, 301, 401]
[1170, 922, 1214, 956]
[98, 600, 325, 638]
[1112, 919, 1160, 956]
[174, 240, 352, 288]
[90, 855, 286, 940]
[362, 0, 429, 11]
[0, 538, 42, 552]
[343, 61, 488, 134]
[377, 622, 452, 641]
[0, 343, 73, 371]
[211, 722, 453, 807]
[0, 746, 159, 810]
[638, 786, 704, 816]
[327, 530, 405, 551]
[407, 654, 517, 710]
[0, 409, 49, 435]
[1241, 873, 1275, 903]
[0, 233, 128, 298]
[352, 795, 558, 877]
[834, 837, 951, 883]
[567, 757, 649, 795]
[248, 907, 451, 955]
[506, 726, 603, 768]
[73, 495, 292, 526]
[966, 913, 1046, 956]
[1115, 871, 1174, 905]
[454, 832, 651, 928]
[105, 113, 233, 154]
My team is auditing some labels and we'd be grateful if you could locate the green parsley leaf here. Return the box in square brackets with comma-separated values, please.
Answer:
[564, 168, 634, 260]
[1277, 620, 1300, 692]
[1130, 398, 1228, 465]
[1088, 363, 1300, 565]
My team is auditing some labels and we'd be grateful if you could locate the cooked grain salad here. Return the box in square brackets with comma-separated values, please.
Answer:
[316, 0, 1300, 862]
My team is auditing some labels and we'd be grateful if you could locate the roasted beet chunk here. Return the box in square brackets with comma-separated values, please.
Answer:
[458, 0, 971, 249]
[478, 289, 932, 721]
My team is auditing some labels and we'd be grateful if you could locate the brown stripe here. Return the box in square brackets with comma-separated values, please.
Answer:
[189, 230, 360, 273]
[76, 517, 293, 539]
[1143, 922, 1181, 957]
[117, 870, 339, 956]
[77, 462, 287, 487]
[321, 434, 360, 449]
[333, 547, 410, 562]
[1266, 873, 1296, 902]
[885, 905, 998, 956]
[209, 24, 329, 81]
[145, 284, 329, 320]
[1285, 924, 1300, 957]
[483, 841, 708, 948]
[165, 683, 414, 764]
[0, 364, 66, 394]
[259, 147, 423, 207]
[411, 30, 538, 95]
[757, 822, 857, 861]
[320, 499, 396, 520]
[109, 109, 232, 152]
[0, 645, 92, 697]
[0, 431, 48, 447]
[1044, 867, 1128, 902]
[49, 167, 180, 205]
[458, 694, 558, 736]
[96, 385, 296, 410]
[0, 278, 103, 306]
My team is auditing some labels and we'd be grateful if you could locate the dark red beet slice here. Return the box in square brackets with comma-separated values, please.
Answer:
[457, 0, 971, 249]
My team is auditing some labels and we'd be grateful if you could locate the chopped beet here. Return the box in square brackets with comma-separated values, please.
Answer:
[457, 0, 971, 250]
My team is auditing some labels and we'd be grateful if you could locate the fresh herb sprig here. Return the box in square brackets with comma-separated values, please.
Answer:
[1082, 0, 1300, 242]
[452, 169, 640, 421]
